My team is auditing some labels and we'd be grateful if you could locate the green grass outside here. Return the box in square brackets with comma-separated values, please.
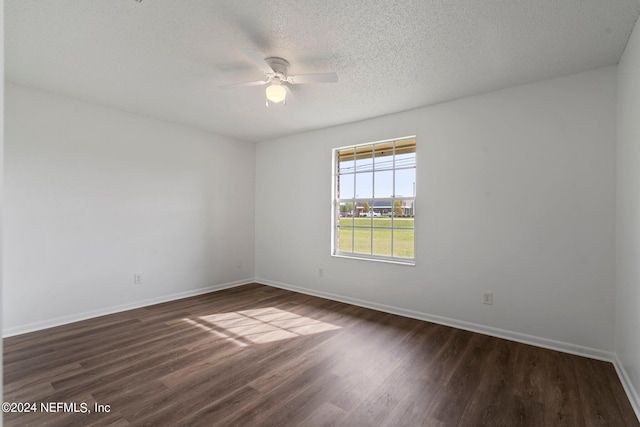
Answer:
[338, 218, 414, 258]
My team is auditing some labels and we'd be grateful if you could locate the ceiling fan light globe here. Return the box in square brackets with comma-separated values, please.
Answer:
[266, 84, 287, 103]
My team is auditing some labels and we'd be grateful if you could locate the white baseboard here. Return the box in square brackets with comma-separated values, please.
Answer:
[613, 354, 640, 422]
[2, 278, 253, 338]
[255, 277, 615, 362]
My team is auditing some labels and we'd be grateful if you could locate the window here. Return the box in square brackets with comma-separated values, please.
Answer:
[332, 137, 416, 264]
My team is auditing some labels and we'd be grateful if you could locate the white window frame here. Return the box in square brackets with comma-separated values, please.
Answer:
[331, 136, 416, 265]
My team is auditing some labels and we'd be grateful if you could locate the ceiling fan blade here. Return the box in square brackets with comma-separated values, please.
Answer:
[241, 49, 274, 74]
[218, 79, 269, 90]
[287, 72, 338, 84]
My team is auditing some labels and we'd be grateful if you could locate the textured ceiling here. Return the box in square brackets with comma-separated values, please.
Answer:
[5, 0, 640, 143]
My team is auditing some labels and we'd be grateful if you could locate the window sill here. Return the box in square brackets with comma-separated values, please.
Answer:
[332, 253, 415, 266]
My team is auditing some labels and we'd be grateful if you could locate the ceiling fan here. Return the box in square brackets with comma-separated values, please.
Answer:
[219, 49, 338, 107]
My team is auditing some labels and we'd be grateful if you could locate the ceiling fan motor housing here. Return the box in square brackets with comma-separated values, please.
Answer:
[265, 57, 290, 81]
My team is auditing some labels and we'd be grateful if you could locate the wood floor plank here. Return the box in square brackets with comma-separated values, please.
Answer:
[456, 338, 521, 427]
[4, 283, 638, 426]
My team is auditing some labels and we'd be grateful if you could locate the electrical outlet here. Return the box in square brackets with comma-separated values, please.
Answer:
[318, 268, 324, 277]
[134, 274, 142, 285]
[482, 291, 493, 305]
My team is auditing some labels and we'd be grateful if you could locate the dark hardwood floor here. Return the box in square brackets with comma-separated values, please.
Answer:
[3, 283, 638, 426]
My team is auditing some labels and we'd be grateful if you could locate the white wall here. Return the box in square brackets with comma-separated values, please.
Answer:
[3, 84, 255, 334]
[616, 15, 640, 415]
[1, 0, 5, 416]
[256, 66, 617, 355]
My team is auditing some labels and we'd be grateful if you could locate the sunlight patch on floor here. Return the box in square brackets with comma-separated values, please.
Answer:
[182, 307, 341, 346]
